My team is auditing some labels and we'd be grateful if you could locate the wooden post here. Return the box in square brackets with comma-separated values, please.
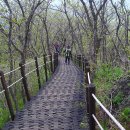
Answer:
[75, 54, 76, 64]
[82, 56, 85, 71]
[71, 54, 73, 62]
[0, 71, 15, 120]
[35, 57, 41, 89]
[79, 55, 81, 67]
[19, 63, 31, 101]
[88, 83, 96, 130]
[71, 53, 73, 62]
[54, 53, 56, 72]
[43, 54, 48, 82]
[77, 55, 80, 67]
[54, 53, 58, 72]
[49, 53, 53, 73]
[56, 53, 58, 67]
[84, 59, 90, 84]
[86, 87, 89, 114]
[85, 59, 90, 114]
[75, 54, 77, 65]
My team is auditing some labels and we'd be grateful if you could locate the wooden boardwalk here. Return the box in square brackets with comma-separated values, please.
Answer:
[3, 58, 87, 130]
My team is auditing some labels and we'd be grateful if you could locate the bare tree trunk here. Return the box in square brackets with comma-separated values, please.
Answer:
[125, 14, 129, 46]
[4, 0, 19, 111]
[64, 0, 75, 48]
[43, 18, 50, 54]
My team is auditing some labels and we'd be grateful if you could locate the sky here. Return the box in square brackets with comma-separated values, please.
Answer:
[52, 0, 130, 8]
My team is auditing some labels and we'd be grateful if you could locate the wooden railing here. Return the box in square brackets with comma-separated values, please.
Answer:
[0, 53, 58, 121]
[72, 54, 126, 130]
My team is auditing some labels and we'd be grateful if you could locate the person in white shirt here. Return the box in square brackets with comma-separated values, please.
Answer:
[64, 45, 71, 65]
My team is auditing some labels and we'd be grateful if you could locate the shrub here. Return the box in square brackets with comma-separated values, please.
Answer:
[112, 92, 124, 105]
[121, 107, 130, 122]
[94, 64, 124, 103]
[94, 64, 124, 90]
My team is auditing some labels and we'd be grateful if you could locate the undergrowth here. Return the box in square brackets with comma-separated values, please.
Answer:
[94, 64, 124, 102]
[93, 64, 125, 129]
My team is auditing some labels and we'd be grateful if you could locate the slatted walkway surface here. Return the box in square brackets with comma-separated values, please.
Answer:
[3, 58, 87, 130]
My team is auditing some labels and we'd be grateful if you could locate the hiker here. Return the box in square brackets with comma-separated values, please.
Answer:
[54, 42, 60, 54]
[64, 45, 71, 65]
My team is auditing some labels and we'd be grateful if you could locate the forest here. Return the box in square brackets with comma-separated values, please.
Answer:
[0, 0, 130, 129]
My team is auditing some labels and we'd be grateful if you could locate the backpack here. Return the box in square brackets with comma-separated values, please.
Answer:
[65, 49, 71, 57]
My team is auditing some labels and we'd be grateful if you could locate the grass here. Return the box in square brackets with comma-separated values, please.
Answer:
[0, 108, 10, 128]
[93, 64, 125, 129]
[120, 107, 130, 129]
[112, 92, 124, 106]
[121, 107, 130, 122]
[94, 64, 124, 102]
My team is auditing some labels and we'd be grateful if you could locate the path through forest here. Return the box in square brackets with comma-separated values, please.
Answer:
[3, 58, 87, 130]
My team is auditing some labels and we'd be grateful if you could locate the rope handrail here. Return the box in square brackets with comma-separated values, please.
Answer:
[22, 60, 35, 66]
[38, 64, 45, 69]
[1, 55, 52, 92]
[37, 57, 43, 61]
[45, 54, 51, 58]
[2, 57, 44, 76]
[87, 72, 91, 84]
[0, 90, 5, 94]
[7, 77, 23, 89]
[4, 67, 21, 76]
[92, 94, 125, 130]
[2, 54, 52, 75]
[25, 68, 37, 77]
[0, 53, 58, 121]
[46, 61, 51, 64]
[0, 77, 23, 95]
[92, 114, 104, 130]
[37, 54, 52, 61]
[72, 54, 126, 130]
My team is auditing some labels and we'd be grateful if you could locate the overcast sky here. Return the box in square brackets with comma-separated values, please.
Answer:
[52, 0, 130, 8]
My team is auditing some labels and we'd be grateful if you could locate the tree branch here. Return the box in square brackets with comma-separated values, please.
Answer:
[16, 0, 25, 17]
[80, 0, 93, 28]
[96, 0, 108, 16]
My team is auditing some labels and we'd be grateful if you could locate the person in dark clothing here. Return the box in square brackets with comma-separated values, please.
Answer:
[54, 43, 60, 54]
[64, 45, 71, 65]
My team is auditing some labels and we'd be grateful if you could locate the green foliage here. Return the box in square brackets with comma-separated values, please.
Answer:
[0, 108, 10, 129]
[112, 92, 124, 105]
[121, 107, 130, 122]
[12, 18, 26, 26]
[80, 122, 87, 128]
[99, 121, 109, 130]
[128, 70, 130, 75]
[0, 8, 7, 13]
[27, 71, 39, 96]
[125, 46, 130, 59]
[127, 83, 130, 87]
[94, 64, 124, 90]
[94, 64, 124, 104]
